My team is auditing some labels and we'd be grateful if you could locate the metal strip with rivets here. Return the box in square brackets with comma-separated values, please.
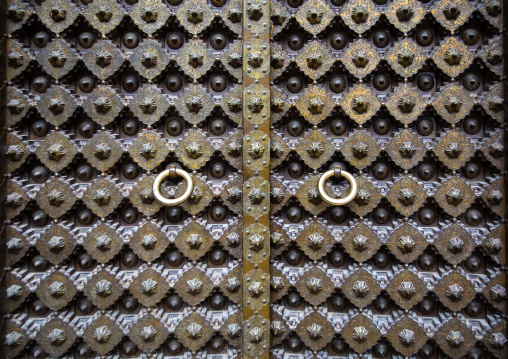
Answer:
[242, 0, 271, 357]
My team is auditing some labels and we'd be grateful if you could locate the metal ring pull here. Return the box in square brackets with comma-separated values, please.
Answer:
[318, 168, 358, 206]
[153, 167, 193, 206]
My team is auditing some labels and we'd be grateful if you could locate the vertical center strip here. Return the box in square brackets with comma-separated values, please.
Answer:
[241, 0, 271, 357]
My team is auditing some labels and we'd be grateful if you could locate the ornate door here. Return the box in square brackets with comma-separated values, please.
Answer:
[1, 0, 506, 358]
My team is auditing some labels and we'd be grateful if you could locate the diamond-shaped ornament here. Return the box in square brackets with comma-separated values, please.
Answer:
[129, 222, 169, 262]
[386, 0, 425, 33]
[174, 175, 213, 215]
[296, 42, 334, 81]
[175, 312, 214, 352]
[386, 129, 426, 170]
[386, 224, 427, 263]
[341, 130, 380, 169]
[385, 84, 426, 125]
[175, 0, 215, 35]
[341, 39, 380, 79]
[82, 131, 123, 172]
[341, 314, 382, 354]
[83, 223, 123, 264]
[81, 178, 123, 218]
[37, 0, 78, 33]
[129, 267, 169, 307]
[432, 38, 474, 78]
[386, 176, 427, 217]
[387, 38, 425, 78]
[176, 40, 215, 80]
[341, 268, 381, 308]
[295, 0, 334, 35]
[129, 131, 170, 171]
[386, 269, 427, 309]
[36, 86, 77, 127]
[174, 131, 214, 170]
[433, 83, 474, 125]
[174, 221, 213, 260]
[83, 0, 124, 35]
[36, 131, 77, 173]
[83, 86, 123, 126]
[82, 316, 123, 355]
[130, 40, 169, 80]
[295, 266, 335, 306]
[129, 176, 162, 216]
[386, 316, 428, 357]
[6, 40, 30, 81]
[433, 130, 474, 171]
[176, 85, 215, 125]
[341, 222, 382, 262]
[130, 0, 170, 35]
[83, 40, 124, 81]
[434, 224, 475, 265]
[295, 130, 335, 170]
[295, 221, 334, 260]
[129, 85, 170, 125]
[36, 39, 78, 80]
[295, 311, 334, 351]
[35, 270, 77, 311]
[35, 318, 77, 357]
[434, 271, 476, 312]
[82, 269, 124, 310]
[128, 313, 169, 354]
[36, 224, 75, 265]
[346, 176, 382, 217]
[431, 0, 473, 32]
[481, 83, 504, 123]
[296, 85, 335, 125]
[434, 176, 475, 218]
[35, 178, 77, 219]
[340, 0, 380, 34]
[341, 85, 380, 125]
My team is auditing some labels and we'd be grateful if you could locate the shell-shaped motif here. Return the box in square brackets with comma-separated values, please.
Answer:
[490, 284, 507, 301]
[307, 323, 323, 339]
[271, 98, 285, 114]
[227, 98, 242, 113]
[489, 333, 507, 349]
[396, 5, 414, 21]
[189, 187, 202, 204]
[271, 9, 286, 25]
[398, 236, 416, 253]
[486, 237, 503, 255]
[249, 234, 264, 252]
[95, 50, 112, 68]
[95, 279, 112, 297]
[227, 323, 242, 338]
[271, 233, 285, 248]
[188, 53, 204, 68]
[94, 97, 112, 114]
[8, 5, 25, 22]
[186, 278, 203, 295]
[6, 331, 23, 347]
[445, 142, 462, 158]
[186, 96, 203, 113]
[352, 326, 369, 343]
[248, 281, 264, 297]
[270, 276, 285, 291]
[7, 237, 23, 253]
[399, 328, 416, 347]
[7, 284, 23, 299]
[96, 235, 112, 251]
[488, 141, 502, 157]
[306, 8, 323, 24]
[49, 281, 66, 298]
[228, 53, 242, 68]
[352, 234, 369, 252]
[308, 98, 324, 114]
[443, 4, 461, 19]
[187, 234, 203, 249]
[6, 193, 23, 208]
[248, 188, 265, 205]
[487, 50, 502, 65]
[352, 96, 369, 114]
[95, 7, 113, 22]
[94, 143, 111, 160]
[141, 278, 158, 296]
[446, 188, 464, 206]
[48, 50, 67, 67]
[141, 325, 157, 341]
[353, 280, 370, 297]
[139, 188, 155, 204]
[444, 97, 462, 113]
[398, 49, 415, 67]
[247, 4, 263, 20]
[49, 190, 65, 207]
[307, 54, 323, 69]
[446, 283, 464, 301]
[487, 190, 504, 205]
[93, 189, 111, 206]
[50, 7, 67, 21]
[226, 188, 242, 204]
[187, 9, 204, 23]
[352, 51, 370, 68]
[48, 144, 65, 161]
[444, 48, 463, 66]
[447, 237, 464, 254]
[398, 96, 416, 113]
[352, 6, 368, 23]
[186, 323, 202, 339]
[185, 142, 203, 159]
[270, 188, 285, 204]
[248, 327, 264, 343]
[248, 97, 264, 113]
[225, 278, 241, 293]
[141, 7, 158, 23]
[247, 51, 264, 68]
[270, 142, 285, 159]
[486, 1, 502, 16]
[307, 141, 324, 158]
[398, 281, 416, 299]
[488, 96, 504, 112]
[226, 232, 241, 247]
[140, 143, 157, 159]
[398, 188, 415, 206]
[308, 233, 324, 250]
[141, 234, 157, 250]
[94, 326, 111, 343]
[139, 97, 157, 114]
[399, 141, 416, 158]
[271, 321, 286, 337]
[446, 330, 464, 348]
[7, 99, 25, 114]
[48, 98, 65, 115]
[307, 277, 323, 294]
[48, 328, 66, 346]
[307, 188, 322, 205]
[352, 142, 369, 158]
[141, 52, 158, 68]
[48, 236, 65, 252]
[226, 142, 241, 157]
[248, 142, 265, 159]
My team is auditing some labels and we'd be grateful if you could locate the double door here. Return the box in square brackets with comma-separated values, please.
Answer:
[2, 0, 506, 358]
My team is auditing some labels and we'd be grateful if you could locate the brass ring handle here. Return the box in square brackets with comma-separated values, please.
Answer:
[318, 169, 358, 206]
[153, 168, 193, 206]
